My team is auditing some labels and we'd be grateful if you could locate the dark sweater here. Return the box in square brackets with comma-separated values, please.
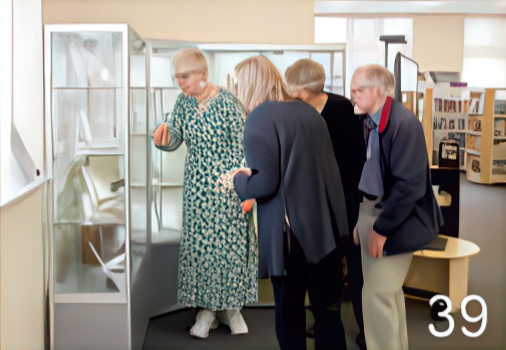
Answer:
[321, 93, 366, 235]
[234, 100, 349, 277]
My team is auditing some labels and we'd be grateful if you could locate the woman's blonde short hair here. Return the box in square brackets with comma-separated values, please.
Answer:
[285, 59, 326, 95]
[352, 64, 395, 98]
[172, 47, 208, 77]
[234, 55, 291, 113]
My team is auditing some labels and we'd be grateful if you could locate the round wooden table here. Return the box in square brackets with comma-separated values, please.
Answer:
[405, 235, 480, 312]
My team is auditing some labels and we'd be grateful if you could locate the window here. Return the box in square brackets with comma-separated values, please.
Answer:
[315, 17, 413, 97]
[345, 18, 413, 97]
[462, 18, 506, 88]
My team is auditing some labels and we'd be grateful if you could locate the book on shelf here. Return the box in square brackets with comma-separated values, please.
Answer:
[494, 100, 506, 115]
[494, 119, 506, 136]
[469, 91, 484, 114]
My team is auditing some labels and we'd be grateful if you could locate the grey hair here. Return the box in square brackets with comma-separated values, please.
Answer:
[352, 64, 395, 97]
[171, 47, 208, 77]
[285, 59, 326, 95]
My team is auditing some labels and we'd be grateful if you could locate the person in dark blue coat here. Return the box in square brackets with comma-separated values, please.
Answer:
[285, 58, 367, 350]
[231, 55, 349, 350]
[351, 64, 441, 350]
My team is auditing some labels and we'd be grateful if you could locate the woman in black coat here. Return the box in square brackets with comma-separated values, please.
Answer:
[231, 55, 349, 350]
[285, 58, 367, 350]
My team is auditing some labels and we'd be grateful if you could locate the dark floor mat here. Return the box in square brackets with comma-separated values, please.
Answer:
[143, 307, 278, 350]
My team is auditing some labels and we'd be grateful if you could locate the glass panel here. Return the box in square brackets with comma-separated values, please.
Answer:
[311, 53, 332, 91]
[54, 155, 126, 293]
[161, 145, 186, 183]
[213, 52, 258, 88]
[131, 89, 147, 134]
[53, 89, 86, 193]
[55, 155, 124, 221]
[129, 27, 148, 241]
[51, 32, 123, 88]
[151, 88, 182, 126]
[150, 186, 162, 233]
[54, 223, 126, 294]
[130, 136, 147, 185]
[131, 188, 148, 231]
[54, 88, 122, 151]
[263, 51, 310, 76]
[151, 55, 174, 88]
[88, 89, 117, 142]
[162, 88, 183, 116]
[152, 88, 165, 123]
[332, 51, 344, 94]
[161, 187, 183, 232]
[130, 55, 146, 88]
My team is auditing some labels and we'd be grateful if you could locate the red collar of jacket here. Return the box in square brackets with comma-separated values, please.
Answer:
[379, 96, 393, 134]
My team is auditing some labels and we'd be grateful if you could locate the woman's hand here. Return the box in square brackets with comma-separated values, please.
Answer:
[153, 123, 170, 146]
[368, 229, 387, 258]
[231, 167, 254, 214]
[242, 199, 255, 215]
[232, 167, 252, 177]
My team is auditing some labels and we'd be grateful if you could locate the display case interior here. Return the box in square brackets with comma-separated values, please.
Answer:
[47, 25, 145, 296]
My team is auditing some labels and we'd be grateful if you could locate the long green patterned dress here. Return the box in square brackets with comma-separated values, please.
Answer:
[155, 88, 258, 310]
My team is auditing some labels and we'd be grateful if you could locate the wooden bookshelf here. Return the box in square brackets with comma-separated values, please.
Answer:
[422, 87, 470, 170]
[466, 88, 506, 184]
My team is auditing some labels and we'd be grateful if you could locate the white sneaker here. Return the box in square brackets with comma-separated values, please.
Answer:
[189, 309, 219, 339]
[218, 309, 249, 335]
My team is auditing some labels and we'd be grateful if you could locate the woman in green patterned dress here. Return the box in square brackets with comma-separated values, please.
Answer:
[152, 48, 257, 339]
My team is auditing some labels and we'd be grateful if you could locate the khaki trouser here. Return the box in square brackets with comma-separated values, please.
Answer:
[357, 197, 413, 350]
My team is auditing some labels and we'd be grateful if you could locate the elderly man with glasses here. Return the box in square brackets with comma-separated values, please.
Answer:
[351, 64, 442, 350]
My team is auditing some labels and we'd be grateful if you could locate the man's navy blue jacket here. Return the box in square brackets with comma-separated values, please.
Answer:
[374, 98, 443, 256]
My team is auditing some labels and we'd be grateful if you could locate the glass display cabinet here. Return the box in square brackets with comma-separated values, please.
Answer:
[45, 24, 147, 349]
[45, 29, 347, 349]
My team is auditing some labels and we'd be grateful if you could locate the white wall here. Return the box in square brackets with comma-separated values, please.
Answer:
[0, 0, 45, 348]
[0, 188, 45, 350]
[413, 15, 465, 73]
[42, 0, 315, 44]
[42, 1, 474, 75]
